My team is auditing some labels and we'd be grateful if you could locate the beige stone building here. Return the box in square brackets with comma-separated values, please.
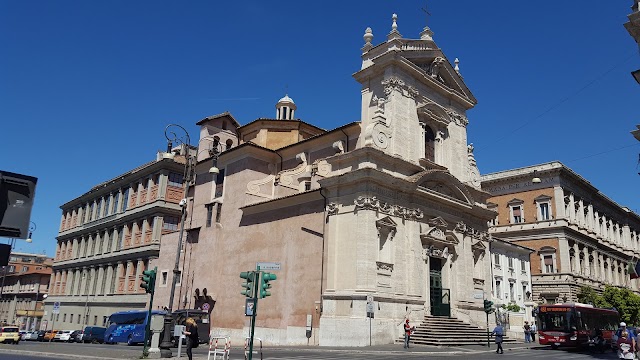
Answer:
[481, 162, 640, 304]
[152, 15, 497, 346]
[44, 154, 186, 330]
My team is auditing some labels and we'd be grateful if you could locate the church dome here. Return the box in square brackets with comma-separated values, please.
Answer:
[277, 94, 295, 105]
[275, 94, 297, 120]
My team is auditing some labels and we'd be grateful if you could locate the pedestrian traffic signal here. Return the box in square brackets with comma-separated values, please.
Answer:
[259, 272, 277, 299]
[483, 299, 494, 314]
[140, 267, 157, 294]
[240, 271, 256, 298]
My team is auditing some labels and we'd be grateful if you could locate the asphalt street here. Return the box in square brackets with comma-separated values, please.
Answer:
[0, 341, 627, 360]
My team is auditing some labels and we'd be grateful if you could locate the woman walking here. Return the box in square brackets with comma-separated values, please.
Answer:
[183, 317, 199, 360]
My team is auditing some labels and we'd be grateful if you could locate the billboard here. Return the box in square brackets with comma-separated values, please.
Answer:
[0, 170, 37, 239]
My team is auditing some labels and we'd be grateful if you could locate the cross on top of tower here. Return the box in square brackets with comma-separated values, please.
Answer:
[421, 2, 431, 26]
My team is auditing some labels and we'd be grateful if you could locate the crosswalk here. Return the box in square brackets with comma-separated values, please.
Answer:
[226, 348, 621, 360]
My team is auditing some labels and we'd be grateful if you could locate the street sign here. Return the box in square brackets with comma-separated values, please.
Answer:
[256, 262, 281, 271]
[366, 302, 375, 314]
[52, 301, 60, 314]
[366, 295, 374, 304]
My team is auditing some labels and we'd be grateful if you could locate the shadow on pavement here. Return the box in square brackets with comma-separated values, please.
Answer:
[531, 345, 618, 359]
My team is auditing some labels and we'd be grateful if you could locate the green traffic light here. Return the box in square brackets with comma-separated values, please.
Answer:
[241, 271, 257, 297]
[259, 272, 277, 299]
[140, 268, 156, 294]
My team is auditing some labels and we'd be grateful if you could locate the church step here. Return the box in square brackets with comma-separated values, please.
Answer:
[398, 315, 515, 347]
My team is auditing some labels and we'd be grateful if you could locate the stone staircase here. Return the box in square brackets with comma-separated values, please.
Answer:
[398, 315, 517, 346]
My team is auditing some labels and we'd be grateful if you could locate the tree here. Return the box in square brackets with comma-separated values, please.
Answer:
[578, 285, 640, 325]
[577, 286, 602, 306]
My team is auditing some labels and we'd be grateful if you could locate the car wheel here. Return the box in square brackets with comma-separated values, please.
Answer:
[551, 344, 559, 350]
[127, 335, 134, 346]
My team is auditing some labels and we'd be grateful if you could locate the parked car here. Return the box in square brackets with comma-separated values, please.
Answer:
[81, 326, 106, 344]
[43, 330, 58, 342]
[69, 330, 82, 343]
[35, 330, 47, 342]
[26, 331, 39, 341]
[20, 331, 31, 341]
[54, 330, 74, 342]
[0, 326, 20, 344]
[73, 330, 84, 343]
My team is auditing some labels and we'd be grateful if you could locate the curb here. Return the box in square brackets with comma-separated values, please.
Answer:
[0, 348, 130, 360]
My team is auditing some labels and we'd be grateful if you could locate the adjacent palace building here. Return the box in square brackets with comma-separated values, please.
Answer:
[44, 155, 186, 330]
[481, 162, 640, 304]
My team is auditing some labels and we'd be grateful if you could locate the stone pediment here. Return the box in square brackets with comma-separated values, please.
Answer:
[419, 217, 459, 248]
[403, 52, 476, 105]
[428, 216, 448, 228]
[413, 170, 474, 205]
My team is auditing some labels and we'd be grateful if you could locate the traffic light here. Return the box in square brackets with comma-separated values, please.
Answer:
[140, 267, 157, 294]
[259, 272, 277, 299]
[240, 271, 256, 298]
[483, 299, 494, 314]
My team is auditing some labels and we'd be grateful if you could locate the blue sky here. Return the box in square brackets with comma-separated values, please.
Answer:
[1, 1, 639, 256]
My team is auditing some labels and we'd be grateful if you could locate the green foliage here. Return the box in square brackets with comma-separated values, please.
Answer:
[577, 285, 640, 325]
[500, 303, 522, 312]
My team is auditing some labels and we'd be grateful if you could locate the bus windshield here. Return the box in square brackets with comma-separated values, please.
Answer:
[538, 311, 575, 332]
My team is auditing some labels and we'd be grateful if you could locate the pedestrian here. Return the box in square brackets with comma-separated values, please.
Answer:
[492, 323, 505, 354]
[530, 322, 537, 342]
[524, 321, 531, 343]
[403, 319, 415, 349]
[183, 317, 199, 360]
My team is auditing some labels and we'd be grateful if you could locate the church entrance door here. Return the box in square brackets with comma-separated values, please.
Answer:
[429, 257, 450, 317]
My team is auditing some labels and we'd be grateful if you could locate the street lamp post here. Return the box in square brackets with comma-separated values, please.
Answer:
[159, 124, 194, 358]
[82, 269, 91, 330]
[158, 125, 223, 358]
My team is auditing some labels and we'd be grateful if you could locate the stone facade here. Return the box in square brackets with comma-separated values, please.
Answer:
[44, 154, 186, 330]
[489, 239, 534, 338]
[0, 252, 52, 330]
[152, 15, 496, 347]
[481, 162, 640, 305]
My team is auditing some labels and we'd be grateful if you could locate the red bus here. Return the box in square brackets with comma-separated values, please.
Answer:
[535, 303, 618, 349]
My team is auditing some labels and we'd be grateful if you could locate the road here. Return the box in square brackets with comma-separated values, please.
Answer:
[0, 341, 624, 360]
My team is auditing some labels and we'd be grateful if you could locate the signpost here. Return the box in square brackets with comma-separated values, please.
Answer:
[49, 302, 60, 343]
[366, 295, 374, 346]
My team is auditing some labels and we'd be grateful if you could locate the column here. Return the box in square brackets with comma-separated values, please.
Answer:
[597, 252, 604, 282]
[79, 267, 87, 295]
[65, 270, 73, 295]
[89, 267, 96, 295]
[578, 199, 585, 228]
[568, 193, 576, 223]
[623, 225, 631, 250]
[152, 216, 163, 243]
[594, 211, 601, 237]
[583, 247, 590, 278]
[48, 272, 56, 295]
[590, 249, 597, 280]
[135, 259, 144, 294]
[96, 267, 105, 296]
[573, 242, 580, 274]
[557, 237, 571, 273]
[60, 271, 66, 295]
[104, 265, 113, 295]
[587, 204, 594, 231]
[554, 187, 566, 219]
[158, 172, 169, 200]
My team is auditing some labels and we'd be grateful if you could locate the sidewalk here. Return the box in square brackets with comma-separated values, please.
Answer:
[193, 341, 545, 359]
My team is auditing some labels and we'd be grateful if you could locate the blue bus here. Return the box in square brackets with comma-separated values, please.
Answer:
[104, 310, 166, 345]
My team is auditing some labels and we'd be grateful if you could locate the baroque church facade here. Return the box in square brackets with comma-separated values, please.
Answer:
[152, 14, 497, 346]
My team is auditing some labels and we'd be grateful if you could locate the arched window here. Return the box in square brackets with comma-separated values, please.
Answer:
[424, 125, 435, 161]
